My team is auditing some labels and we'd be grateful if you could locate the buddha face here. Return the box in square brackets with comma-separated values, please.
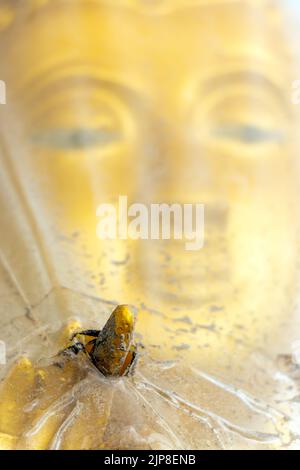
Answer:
[0, 0, 300, 370]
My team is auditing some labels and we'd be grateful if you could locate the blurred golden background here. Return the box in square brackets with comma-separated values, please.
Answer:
[0, 0, 300, 449]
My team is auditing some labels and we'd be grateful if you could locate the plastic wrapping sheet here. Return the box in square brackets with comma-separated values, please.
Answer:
[0, 0, 300, 449]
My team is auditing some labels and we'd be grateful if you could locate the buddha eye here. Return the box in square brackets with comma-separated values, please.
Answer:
[27, 79, 136, 154]
[31, 127, 121, 150]
[212, 123, 284, 145]
[191, 72, 290, 156]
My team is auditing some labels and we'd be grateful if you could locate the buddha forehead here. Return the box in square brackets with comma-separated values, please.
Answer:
[0, 0, 293, 52]
[0, 0, 291, 115]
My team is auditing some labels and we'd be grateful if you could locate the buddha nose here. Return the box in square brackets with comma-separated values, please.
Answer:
[137, 115, 213, 202]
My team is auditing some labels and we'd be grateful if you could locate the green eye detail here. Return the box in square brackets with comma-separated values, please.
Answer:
[31, 127, 121, 150]
[213, 124, 284, 144]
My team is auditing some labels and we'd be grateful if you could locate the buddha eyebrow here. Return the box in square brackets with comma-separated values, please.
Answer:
[21, 67, 148, 114]
[198, 70, 291, 115]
